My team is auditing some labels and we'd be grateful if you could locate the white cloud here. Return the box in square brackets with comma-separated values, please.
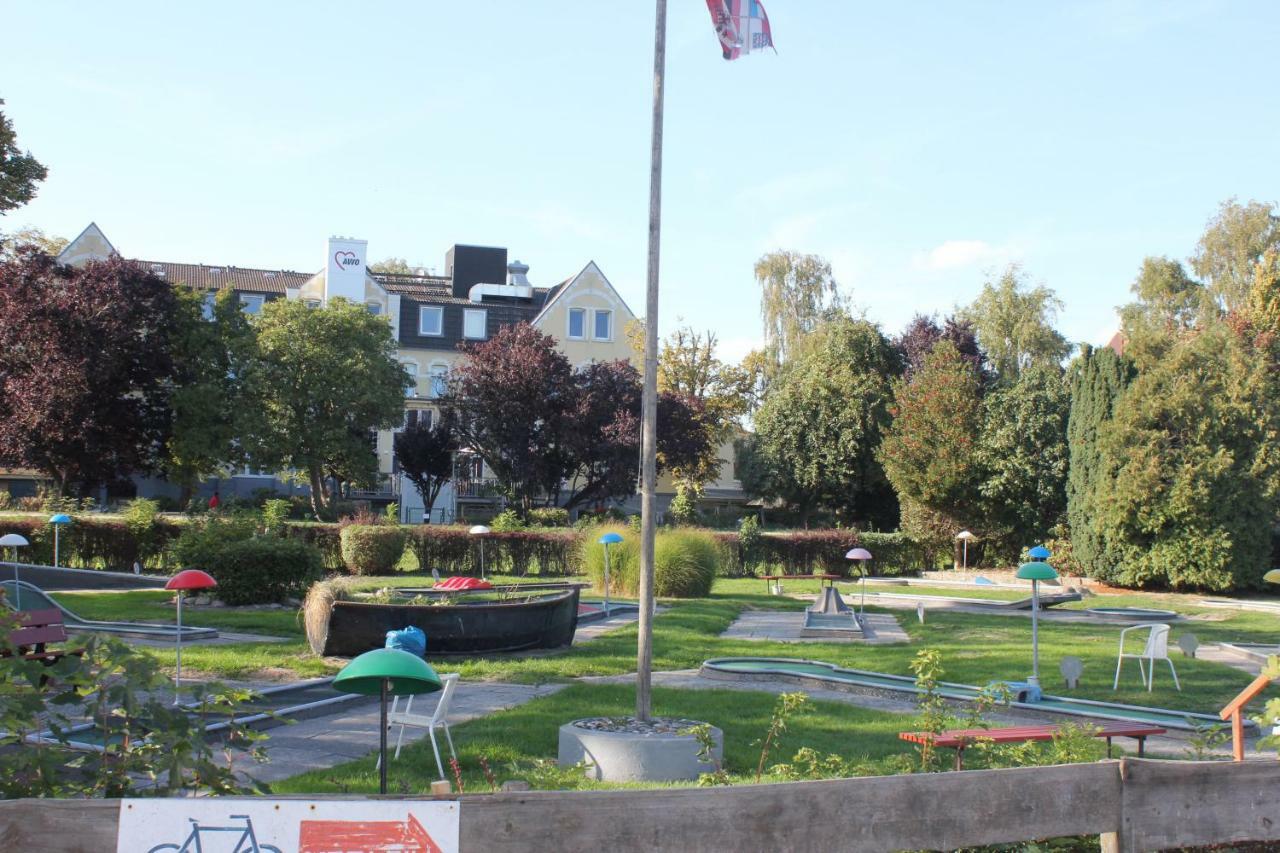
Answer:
[913, 239, 1011, 272]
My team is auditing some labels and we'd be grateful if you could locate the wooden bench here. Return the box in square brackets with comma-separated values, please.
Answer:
[760, 574, 841, 594]
[899, 722, 1166, 769]
[4, 608, 82, 666]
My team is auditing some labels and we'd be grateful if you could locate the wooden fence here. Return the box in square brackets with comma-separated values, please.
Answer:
[3, 758, 1279, 852]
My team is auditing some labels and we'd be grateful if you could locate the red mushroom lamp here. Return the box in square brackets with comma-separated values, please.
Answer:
[165, 569, 216, 702]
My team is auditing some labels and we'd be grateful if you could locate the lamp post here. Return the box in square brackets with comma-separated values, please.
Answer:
[845, 547, 872, 620]
[165, 569, 217, 703]
[333, 648, 443, 794]
[598, 532, 623, 616]
[956, 530, 976, 570]
[49, 514, 71, 568]
[0, 533, 30, 609]
[469, 525, 491, 580]
[1016, 558, 1058, 687]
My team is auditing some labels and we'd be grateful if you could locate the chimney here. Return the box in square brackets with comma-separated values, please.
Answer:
[446, 244, 507, 300]
[507, 260, 531, 288]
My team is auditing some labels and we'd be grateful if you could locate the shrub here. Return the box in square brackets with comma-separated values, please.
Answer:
[667, 487, 697, 526]
[527, 507, 570, 528]
[170, 512, 258, 572]
[581, 525, 718, 598]
[856, 532, 930, 576]
[284, 523, 344, 571]
[489, 509, 525, 531]
[340, 524, 407, 575]
[261, 499, 292, 534]
[204, 537, 323, 605]
[407, 525, 476, 575]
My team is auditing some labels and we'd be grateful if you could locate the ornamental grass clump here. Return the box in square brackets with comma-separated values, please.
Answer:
[302, 576, 356, 655]
[580, 525, 718, 598]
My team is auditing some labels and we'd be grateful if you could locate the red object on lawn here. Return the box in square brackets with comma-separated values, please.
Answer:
[165, 569, 217, 590]
[434, 576, 492, 591]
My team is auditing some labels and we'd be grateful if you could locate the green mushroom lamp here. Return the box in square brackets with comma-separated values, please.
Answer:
[1016, 558, 1058, 687]
[333, 648, 443, 794]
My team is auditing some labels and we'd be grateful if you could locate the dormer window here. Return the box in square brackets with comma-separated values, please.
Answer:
[366, 301, 382, 316]
[568, 308, 586, 339]
[419, 306, 443, 336]
[593, 309, 612, 341]
[239, 294, 265, 315]
[464, 309, 487, 340]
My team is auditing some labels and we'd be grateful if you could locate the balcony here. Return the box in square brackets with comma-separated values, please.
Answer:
[455, 478, 504, 501]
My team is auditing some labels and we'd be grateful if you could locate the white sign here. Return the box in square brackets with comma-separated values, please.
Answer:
[326, 236, 368, 305]
[117, 798, 459, 853]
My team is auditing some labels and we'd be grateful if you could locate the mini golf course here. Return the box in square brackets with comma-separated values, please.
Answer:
[701, 657, 1243, 731]
[857, 589, 1083, 610]
[1, 579, 217, 641]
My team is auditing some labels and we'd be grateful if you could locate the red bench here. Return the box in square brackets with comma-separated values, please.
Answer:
[760, 574, 840, 594]
[899, 722, 1166, 769]
[4, 608, 82, 666]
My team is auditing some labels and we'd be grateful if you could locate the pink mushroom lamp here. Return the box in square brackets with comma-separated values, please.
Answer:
[165, 569, 216, 702]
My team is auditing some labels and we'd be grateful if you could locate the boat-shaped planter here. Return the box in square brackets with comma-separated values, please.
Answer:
[316, 587, 581, 657]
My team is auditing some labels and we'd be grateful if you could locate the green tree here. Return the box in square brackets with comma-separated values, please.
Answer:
[1118, 256, 1214, 369]
[1065, 345, 1134, 580]
[369, 257, 423, 274]
[962, 265, 1070, 380]
[1092, 324, 1279, 590]
[975, 365, 1070, 560]
[880, 341, 984, 548]
[749, 318, 901, 527]
[1248, 247, 1280, 336]
[0, 100, 47, 214]
[1191, 198, 1280, 313]
[165, 289, 257, 501]
[754, 250, 845, 376]
[242, 297, 409, 517]
[652, 326, 751, 491]
[0, 225, 67, 260]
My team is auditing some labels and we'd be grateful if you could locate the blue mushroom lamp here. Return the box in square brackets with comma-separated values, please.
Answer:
[1016, 559, 1058, 687]
[598, 532, 624, 615]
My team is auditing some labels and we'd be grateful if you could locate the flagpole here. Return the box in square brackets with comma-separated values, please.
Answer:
[637, 0, 667, 723]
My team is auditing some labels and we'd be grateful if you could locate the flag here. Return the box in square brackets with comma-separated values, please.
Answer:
[705, 0, 775, 61]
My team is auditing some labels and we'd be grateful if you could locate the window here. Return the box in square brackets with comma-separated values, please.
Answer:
[421, 409, 434, 430]
[304, 299, 321, 309]
[402, 361, 419, 397]
[428, 364, 449, 399]
[567, 308, 585, 339]
[418, 306, 443, 336]
[239, 294, 265, 315]
[593, 309, 612, 341]
[463, 308, 487, 340]
[201, 292, 216, 321]
[366, 301, 382, 315]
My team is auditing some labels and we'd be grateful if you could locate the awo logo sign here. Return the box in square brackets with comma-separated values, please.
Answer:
[334, 250, 361, 270]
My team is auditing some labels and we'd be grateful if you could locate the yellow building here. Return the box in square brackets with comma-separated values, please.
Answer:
[49, 225, 745, 520]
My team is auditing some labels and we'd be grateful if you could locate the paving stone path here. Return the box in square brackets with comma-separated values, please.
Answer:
[721, 609, 909, 644]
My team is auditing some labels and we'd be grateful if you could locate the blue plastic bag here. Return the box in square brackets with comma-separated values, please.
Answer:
[385, 626, 426, 657]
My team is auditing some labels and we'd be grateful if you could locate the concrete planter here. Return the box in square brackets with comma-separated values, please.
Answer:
[558, 719, 723, 783]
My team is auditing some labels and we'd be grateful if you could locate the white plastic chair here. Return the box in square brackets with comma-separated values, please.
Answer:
[1113, 625, 1180, 692]
[378, 672, 459, 779]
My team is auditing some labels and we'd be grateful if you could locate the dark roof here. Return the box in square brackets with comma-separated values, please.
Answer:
[136, 260, 312, 294]
[373, 271, 560, 311]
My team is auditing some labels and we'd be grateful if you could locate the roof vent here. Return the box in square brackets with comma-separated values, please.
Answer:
[507, 260, 531, 288]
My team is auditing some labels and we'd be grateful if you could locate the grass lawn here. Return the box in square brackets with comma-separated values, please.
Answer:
[272, 682, 1053, 794]
[48, 577, 1276, 715]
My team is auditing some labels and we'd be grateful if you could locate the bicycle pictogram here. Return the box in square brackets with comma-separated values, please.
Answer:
[146, 813, 282, 853]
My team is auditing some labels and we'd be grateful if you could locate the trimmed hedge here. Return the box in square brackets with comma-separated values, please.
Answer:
[718, 529, 930, 577]
[340, 525, 407, 575]
[406, 527, 579, 577]
[0, 514, 184, 571]
[284, 523, 344, 572]
[211, 537, 324, 605]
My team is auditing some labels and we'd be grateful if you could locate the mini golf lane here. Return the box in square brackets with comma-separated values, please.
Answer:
[701, 657, 1245, 731]
[2, 579, 217, 641]
[32, 678, 368, 751]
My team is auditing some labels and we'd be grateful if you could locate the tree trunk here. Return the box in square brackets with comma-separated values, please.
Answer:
[308, 464, 328, 519]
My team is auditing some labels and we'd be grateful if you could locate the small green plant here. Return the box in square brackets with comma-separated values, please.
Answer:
[667, 485, 698, 526]
[755, 691, 809, 782]
[909, 648, 956, 771]
[383, 502, 400, 524]
[1184, 718, 1231, 760]
[489, 509, 525, 531]
[681, 723, 729, 786]
[769, 747, 868, 781]
[122, 497, 163, 564]
[261, 498, 292, 534]
[738, 514, 762, 572]
[527, 507, 569, 528]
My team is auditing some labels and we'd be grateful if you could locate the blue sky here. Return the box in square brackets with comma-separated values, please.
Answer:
[3, 1, 1278, 361]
